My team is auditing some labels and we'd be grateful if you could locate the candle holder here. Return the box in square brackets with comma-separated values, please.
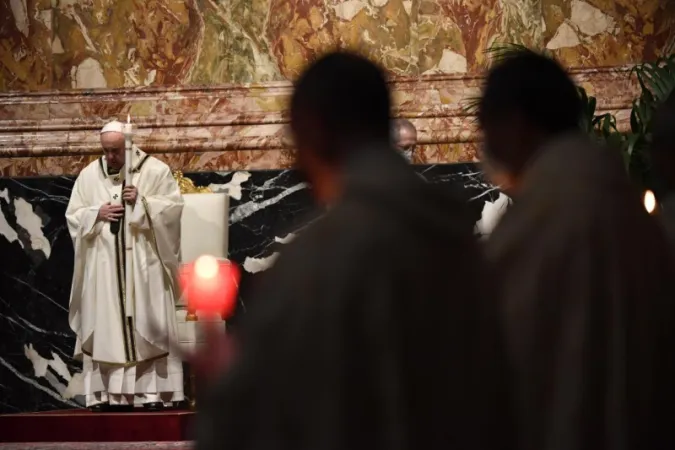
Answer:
[179, 256, 240, 410]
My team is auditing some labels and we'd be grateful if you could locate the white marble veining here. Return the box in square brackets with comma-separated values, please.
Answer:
[24, 344, 83, 401]
[242, 232, 299, 273]
[0, 190, 52, 259]
[0, 354, 80, 408]
[546, 0, 617, 50]
[0, 197, 19, 246]
[14, 197, 51, 258]
[275, 233, 297, 244]
[209, 171, 252, 200]
[230, 182, 308, 223]
[243, 252, 280, 273]
[475, 192, 511, 238]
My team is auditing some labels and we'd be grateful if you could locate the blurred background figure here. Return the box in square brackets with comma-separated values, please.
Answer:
[649, 90, 675, 251]
[392, 118, 417, 161]
[197, 51, 514, 450]
[478, 49, 675, 450]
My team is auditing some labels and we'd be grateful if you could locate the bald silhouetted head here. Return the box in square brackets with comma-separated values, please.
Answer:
[290, 51, 392, 203]
[477, 49, 581, 194]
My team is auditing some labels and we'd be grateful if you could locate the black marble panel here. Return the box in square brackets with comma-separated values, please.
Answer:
[0, 163, 502, 414]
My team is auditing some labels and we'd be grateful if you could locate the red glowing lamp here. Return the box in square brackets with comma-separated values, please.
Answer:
[179, 255, 241, 318]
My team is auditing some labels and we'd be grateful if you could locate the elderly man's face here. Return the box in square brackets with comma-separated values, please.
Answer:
[101, 132, 125, 170]
[396, 127, 417, 162]
[396, 128, 417, 153]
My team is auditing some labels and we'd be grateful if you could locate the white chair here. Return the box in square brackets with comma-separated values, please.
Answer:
[173, 173, 230, 407]
[176, 191, 230, 350]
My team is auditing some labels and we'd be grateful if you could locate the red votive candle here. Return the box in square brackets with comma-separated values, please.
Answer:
[179, 255, 241, 318]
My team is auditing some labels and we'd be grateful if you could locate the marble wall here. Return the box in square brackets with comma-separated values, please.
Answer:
[2, 0, 671, 175]
[0, 67, 642, 176]
[1, 0, 673, 90]
[0, 164, 502, 413]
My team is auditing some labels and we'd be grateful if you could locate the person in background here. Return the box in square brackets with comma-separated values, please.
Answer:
[478, 49, 675, 450]
[197, 51, 514, 450]
[393, 118, 418, 161]
[649, 90, 675, 250]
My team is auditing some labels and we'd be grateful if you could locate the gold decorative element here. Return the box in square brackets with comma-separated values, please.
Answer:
[173, 170, 213, 194]
[189, 369, 198, 410]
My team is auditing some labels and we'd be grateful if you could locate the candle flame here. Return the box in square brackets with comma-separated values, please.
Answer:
[195, 255, 219, 280]
[127, 114, 130, 124]
[644, 190, 656, 214]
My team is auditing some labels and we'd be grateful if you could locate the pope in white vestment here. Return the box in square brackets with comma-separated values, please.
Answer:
[66, 121, 184, 409]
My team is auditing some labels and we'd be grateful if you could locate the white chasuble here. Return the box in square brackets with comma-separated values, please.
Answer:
[66, 148, 184, 405]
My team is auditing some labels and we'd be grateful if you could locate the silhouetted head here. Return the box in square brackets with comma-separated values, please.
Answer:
[477, 50, 581, 195]
[290, 51, 391, 204]
[100, 120, 126, 171]
[650, 90, 675, 192]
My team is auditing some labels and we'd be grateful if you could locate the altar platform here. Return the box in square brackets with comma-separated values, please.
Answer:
[0, 443, 193, 450]
[0, 409, 195, 444]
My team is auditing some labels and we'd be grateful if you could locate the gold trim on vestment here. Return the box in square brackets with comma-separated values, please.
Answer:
[98, 158, 106, 177]
[114, 194, 136, 363]
[82, 348, 169, 367]
[134, 154, 150, 173]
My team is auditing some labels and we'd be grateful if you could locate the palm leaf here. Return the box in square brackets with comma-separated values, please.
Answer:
[626, 55, 675, 186]
[463, 43, 675, 188]
[631, 55, 675, 106]
[578, 86, 598, 133]
[483, 43, 532, 63]
[483, 43, 553, 67]
[461, 96, 481, 119]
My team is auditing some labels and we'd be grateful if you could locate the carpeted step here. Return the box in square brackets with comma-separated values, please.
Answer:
[0, 442, 194, 449]
[0, 409, 195, 443]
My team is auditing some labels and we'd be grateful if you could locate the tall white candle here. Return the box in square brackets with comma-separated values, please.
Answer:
[124, 114, 133, 146]
[123, 114, 134, 319]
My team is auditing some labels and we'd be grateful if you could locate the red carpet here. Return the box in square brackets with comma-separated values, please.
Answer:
[0, 444, 193, 450]
[0, 409, 194, 443]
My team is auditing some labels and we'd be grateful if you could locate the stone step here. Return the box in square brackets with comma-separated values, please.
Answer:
[0, 409, 194, 443]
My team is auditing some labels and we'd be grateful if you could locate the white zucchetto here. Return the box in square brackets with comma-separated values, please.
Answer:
[100, 120, 124, 134]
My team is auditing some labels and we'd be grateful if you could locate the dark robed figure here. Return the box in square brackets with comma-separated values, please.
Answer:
[650, 90, 675, 252]
[196, 52, 514, 450]
[479, 50, 675, 450]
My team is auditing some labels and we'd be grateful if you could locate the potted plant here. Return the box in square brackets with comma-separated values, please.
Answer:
[464, 43, 675, 189]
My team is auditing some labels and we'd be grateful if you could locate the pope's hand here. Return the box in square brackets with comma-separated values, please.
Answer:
[123, 185, 138, 204]
[98, 202, 124, 222]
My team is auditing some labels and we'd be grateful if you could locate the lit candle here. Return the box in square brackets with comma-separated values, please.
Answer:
[644, 190, 657, 214]
[124, 114, 133, 141]
[180, 255, 241, 318]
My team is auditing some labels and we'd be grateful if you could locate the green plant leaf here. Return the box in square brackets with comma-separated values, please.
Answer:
[483, 43, 533, 64]
[461, 96, 481, 117]
[589, 96, 597, 117]
[468, 42, 674, 187]
[630, 102, 640, 133]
